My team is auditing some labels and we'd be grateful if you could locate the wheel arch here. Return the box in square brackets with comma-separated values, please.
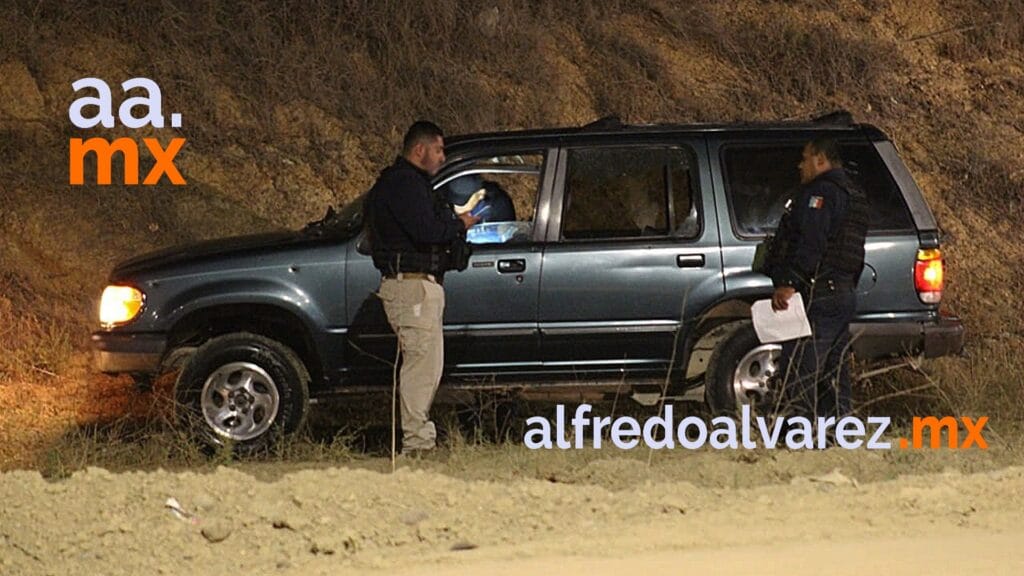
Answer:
[684, 293, 768, 383]
[164, 303, 323, 387]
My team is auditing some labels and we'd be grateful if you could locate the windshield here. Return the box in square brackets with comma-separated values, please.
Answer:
[335, 194, 365, 231]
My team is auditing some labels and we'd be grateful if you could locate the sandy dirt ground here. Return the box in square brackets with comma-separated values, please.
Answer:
[2, 454, 1022, 575]
[2, 368, 1022, 574]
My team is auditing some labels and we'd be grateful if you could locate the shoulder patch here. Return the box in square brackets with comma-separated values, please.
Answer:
[808, 196, 824, 209]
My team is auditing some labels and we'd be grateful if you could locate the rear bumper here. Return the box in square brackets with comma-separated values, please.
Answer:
[90, 331, 166, 373]
[851, 314, 965, 360]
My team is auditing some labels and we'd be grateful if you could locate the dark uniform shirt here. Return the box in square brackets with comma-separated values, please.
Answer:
[771, 167, 859, 291]
[772, 166, 867, 420]
[365, 156, 466, 275]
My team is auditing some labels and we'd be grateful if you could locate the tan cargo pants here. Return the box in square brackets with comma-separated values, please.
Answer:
[377, 276, 445, 451]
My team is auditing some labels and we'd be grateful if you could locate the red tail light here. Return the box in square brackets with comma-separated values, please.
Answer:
[915, 249, 943, 304]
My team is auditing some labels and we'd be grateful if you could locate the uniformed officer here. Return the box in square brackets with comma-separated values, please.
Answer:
[770, 138, 869, 420]
[364, 121, 480, 452]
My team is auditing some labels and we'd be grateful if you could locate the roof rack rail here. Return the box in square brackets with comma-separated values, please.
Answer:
[812, 110, 854, 125]
[583, 115, 624, 130]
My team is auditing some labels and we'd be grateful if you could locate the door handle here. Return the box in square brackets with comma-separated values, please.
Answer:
[676, 254, 705, 268]
[497, 259, 526, 273]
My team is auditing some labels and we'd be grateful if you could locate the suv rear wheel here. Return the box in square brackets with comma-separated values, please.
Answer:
[704, 322, 782, 416]
[175, 332, 309, 452]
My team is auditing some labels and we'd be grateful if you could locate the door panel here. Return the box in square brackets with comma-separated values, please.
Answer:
[343, 149, 555, 384]
[342, 236, 545, 381]
[441, 245, 542, 373]
[434, 150, 556, 375]
[538, 243, 723, 376]
[537, 141, 725, 377]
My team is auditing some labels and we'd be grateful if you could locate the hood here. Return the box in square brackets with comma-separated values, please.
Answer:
[110, 197, 367, 280]
[110, 230, 327, 280]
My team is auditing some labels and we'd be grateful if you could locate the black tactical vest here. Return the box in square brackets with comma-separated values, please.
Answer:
[820, 174, 870, 284]
[364, 188, 471, 277]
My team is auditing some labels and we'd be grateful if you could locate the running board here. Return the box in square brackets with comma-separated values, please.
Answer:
[310, 380, 707, 406]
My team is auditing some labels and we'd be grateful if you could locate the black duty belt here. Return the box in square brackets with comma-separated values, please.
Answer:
[818, 278, 856, 292]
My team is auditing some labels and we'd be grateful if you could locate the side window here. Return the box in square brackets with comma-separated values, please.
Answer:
[561, 147, 700, 240]
[436, 153, 544, 244]
[843, 145, 915, 232]
[723, 142, 914, 237]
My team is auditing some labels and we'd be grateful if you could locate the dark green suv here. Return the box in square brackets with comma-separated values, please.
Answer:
[91, 113, 964, 449]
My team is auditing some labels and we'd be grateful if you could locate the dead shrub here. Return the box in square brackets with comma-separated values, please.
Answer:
[693, 10, 897, 115]
[935, 0, 1024, 60]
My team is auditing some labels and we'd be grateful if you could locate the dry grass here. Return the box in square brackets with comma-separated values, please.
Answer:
[0, 295, 74, 381]
[34, 411, 362, 479]
[932, 0, 1024, 59]
[928, 339, 1024, 431]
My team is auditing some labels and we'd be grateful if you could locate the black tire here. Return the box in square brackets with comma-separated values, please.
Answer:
[704, 321, 782, 416]
[175, 332, 310, 454]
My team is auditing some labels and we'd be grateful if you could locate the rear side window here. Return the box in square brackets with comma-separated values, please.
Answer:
[722, 142, 914, 236]
[561, 146, 700, 240]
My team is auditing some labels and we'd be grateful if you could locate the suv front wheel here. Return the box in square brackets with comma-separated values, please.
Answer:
[175, 332, 310, 452]
[704, 322, 782, 416]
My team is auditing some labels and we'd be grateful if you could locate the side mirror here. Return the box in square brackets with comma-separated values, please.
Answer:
[356, 230, 371, 256]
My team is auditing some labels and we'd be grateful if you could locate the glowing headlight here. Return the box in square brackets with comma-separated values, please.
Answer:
[99, 285, 145, 326]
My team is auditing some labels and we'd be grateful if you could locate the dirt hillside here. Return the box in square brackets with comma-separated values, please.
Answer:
[1, 0, 1022, 343]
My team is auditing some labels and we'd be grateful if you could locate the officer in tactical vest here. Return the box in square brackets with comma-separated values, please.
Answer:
[364, 121, 480, 452]
[769, 138, 869, 420]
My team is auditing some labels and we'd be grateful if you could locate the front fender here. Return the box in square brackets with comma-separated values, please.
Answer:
[162, 277, 326, 332]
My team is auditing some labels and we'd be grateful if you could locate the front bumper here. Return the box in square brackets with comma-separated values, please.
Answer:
[91, 331, 166, 373]
[851, 314, 965, 360]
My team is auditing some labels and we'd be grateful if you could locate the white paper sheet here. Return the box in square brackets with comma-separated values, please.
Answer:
[751, 292, 812, 343]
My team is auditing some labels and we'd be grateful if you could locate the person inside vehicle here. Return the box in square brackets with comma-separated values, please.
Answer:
[446, 174, 517, 223]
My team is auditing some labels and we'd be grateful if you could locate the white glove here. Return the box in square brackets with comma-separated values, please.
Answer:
[453, 189, 487, 215]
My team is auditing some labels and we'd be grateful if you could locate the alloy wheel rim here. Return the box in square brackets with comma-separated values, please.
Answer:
[200, 362, 280, 441]
[731, 344, 782, 411]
